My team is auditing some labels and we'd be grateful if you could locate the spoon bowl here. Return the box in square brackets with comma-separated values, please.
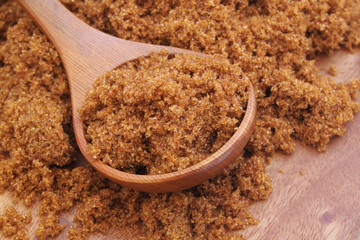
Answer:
[17, 0, 256, 193]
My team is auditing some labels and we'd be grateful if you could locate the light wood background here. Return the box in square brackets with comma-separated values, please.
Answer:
[1, 49, 359, 239]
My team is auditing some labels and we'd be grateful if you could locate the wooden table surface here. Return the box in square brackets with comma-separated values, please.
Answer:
[1, 50, 359, 240]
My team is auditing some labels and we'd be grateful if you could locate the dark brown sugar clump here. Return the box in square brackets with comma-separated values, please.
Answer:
[80, 52, 249, 174]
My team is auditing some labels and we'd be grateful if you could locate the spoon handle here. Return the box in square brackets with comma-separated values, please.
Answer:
[16, 0, 92, 61]
[16, 0, 200, 101]
[16, 0, 124, 86]
[16, 0, 146, 110]
[15, 0, 187, 100]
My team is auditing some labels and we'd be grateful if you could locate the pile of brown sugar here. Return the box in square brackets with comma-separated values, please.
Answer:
[0, 206, 31, 239]
[79, 52, 250, 174]
[1, 0, 360, 239]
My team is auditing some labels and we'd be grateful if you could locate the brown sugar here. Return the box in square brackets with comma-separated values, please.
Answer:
[1, 0, 360, 239]
[79, 52, 249, 174]
[0, 206, 31, 239]
[328, 64, 338, 76]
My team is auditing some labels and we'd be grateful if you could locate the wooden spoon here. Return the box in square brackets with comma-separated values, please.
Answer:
[16, 0, 257, 193]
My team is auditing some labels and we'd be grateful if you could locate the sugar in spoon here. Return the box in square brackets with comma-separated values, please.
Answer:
[16, 0, 256, 193]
